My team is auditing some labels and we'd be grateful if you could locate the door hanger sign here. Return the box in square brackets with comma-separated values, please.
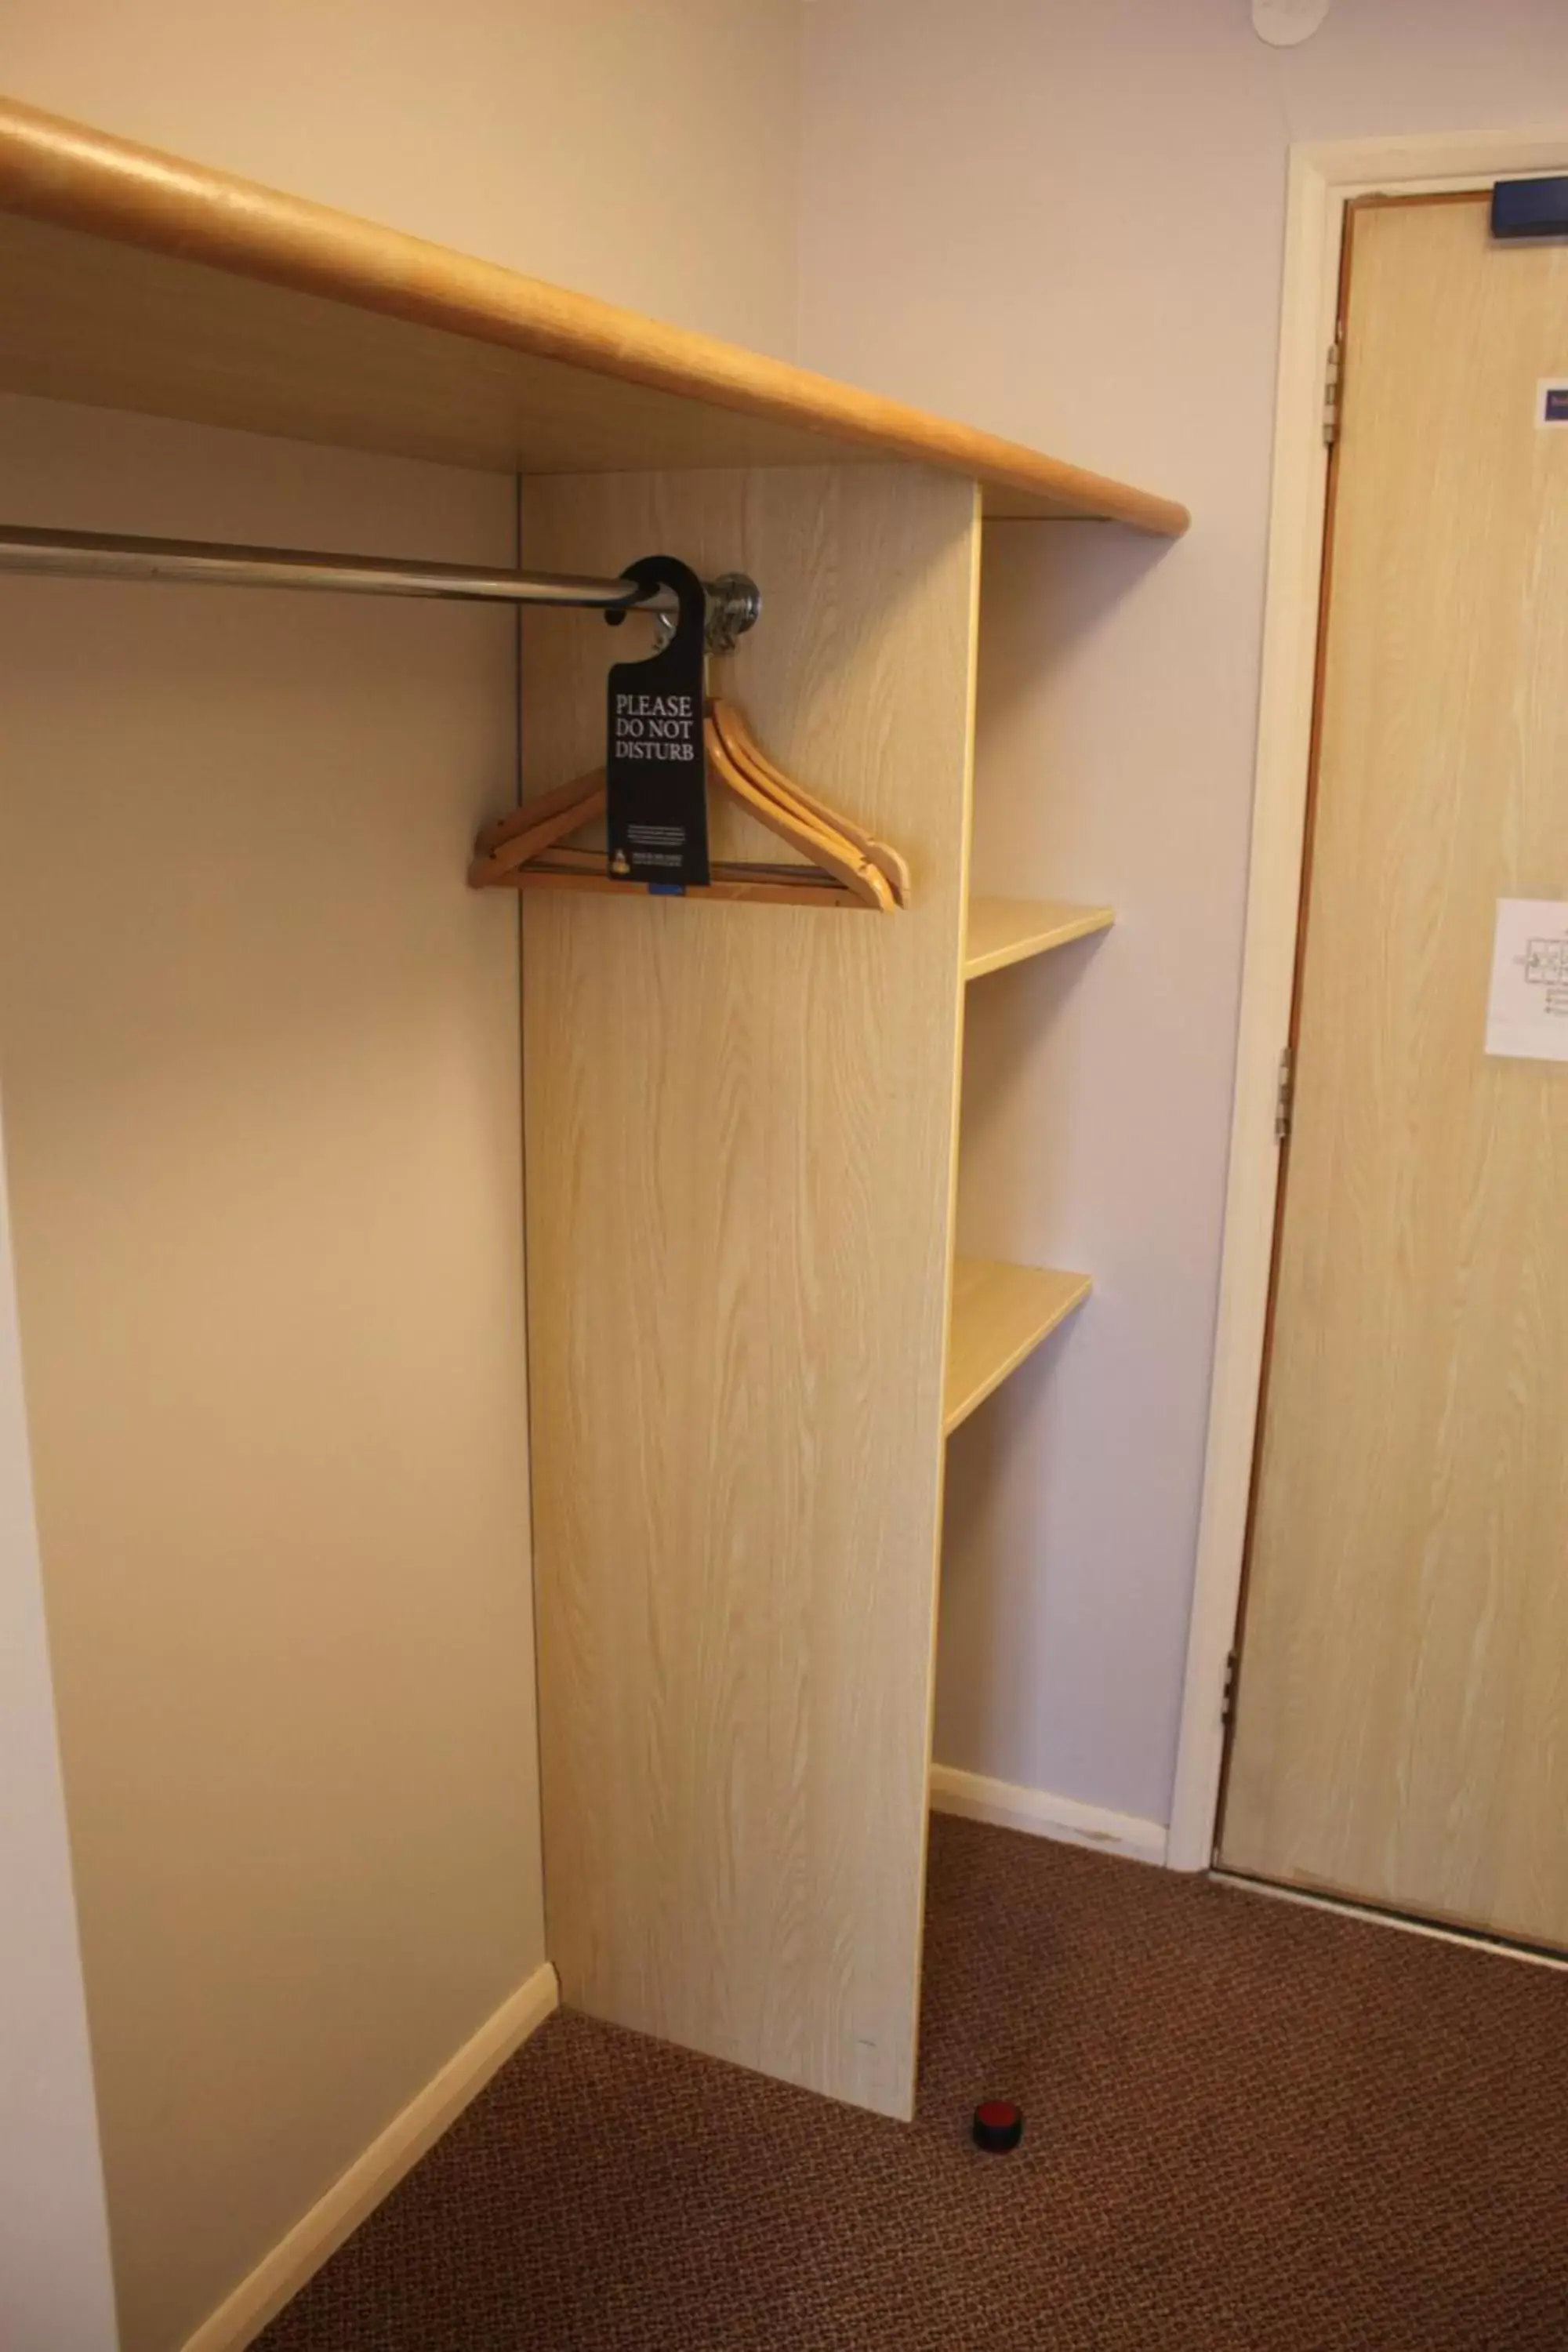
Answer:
[605, 554, 710, 890]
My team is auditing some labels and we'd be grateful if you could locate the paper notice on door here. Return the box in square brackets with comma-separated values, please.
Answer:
[1486, 898, 1568, 1062]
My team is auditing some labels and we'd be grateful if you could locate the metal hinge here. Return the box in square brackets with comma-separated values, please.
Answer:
[1221, 1649, 1240, 1727]
[1323, 332, 1344, 447]
[1274, 1045, 1295, 1143]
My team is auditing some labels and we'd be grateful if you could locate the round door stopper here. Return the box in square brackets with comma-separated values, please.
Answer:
[971, 2099, 1024, 2154]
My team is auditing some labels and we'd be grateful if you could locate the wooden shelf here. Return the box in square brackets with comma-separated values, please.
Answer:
[0, 97, 1191, 535]
[944, 1258, 1092, 1436]
[964, 896, 1114, 981]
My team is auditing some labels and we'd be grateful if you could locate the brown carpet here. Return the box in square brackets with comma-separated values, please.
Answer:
[257, 1816, 1568, 2350]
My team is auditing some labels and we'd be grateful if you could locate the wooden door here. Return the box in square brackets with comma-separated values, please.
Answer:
[1220, 194, 1568, 1947]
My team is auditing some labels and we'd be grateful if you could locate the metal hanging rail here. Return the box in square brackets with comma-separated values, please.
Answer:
[0, 525, 761, 648]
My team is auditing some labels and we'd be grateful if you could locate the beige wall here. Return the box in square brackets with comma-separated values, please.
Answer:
[0, 0, 803, 355]
[0, 1102, 118, 2350]
[0, 395, 534, 2352]
[799, 0, 1568, 1830]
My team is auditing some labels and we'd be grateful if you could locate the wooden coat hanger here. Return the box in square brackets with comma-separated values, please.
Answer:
[469, 699, 908, 912]
[469, 769, 606, 887]
[700, 717, 892, 909]
[707, 701, 909, 907]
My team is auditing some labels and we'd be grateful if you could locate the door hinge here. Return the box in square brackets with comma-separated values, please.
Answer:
[1221, 1648, 1240, 1727]
[1274, 1044, 1295, 1143]
[1323, 332, 1344, 447]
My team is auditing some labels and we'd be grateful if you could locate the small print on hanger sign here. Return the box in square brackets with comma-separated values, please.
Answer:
[605, 554, 711, 889]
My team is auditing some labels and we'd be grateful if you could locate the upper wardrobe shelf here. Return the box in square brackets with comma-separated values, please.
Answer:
[0, 99, 1190, 533]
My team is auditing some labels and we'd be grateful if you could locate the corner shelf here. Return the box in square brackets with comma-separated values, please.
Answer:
[964, 896, 1114, 982]
[943, 1258, 1093, 1436]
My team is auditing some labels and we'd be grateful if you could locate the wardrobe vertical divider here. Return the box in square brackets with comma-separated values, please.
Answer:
[517, 463, 982, 2120]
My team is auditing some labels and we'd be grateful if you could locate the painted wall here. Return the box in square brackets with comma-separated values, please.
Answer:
[799, 0, 1568, 1831]
[0, 395, 535, 2352]
[0, 0, 803, 354]
[0, 1106, 118, 2352]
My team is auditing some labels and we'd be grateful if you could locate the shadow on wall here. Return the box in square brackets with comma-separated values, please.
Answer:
[975, 517, 1185, 891]
[978, 519, 1172, 726]
[957, 930, 1114, 1243]
[936, 1330, 1077, 1776]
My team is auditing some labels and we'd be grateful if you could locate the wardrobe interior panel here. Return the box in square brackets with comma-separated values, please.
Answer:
[517, 462, 982, 2120]
[0, 391, 543, 2352]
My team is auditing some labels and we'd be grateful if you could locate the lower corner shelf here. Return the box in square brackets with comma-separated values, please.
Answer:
[943, 1258, 1093, 1436]
[964, 896, 1114, 982]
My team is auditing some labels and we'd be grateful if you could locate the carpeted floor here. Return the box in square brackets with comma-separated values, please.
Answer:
[258, 1815, 1568, 2350]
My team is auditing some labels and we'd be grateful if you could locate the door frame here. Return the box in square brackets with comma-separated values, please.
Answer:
[1167, 124, 1568, 1875]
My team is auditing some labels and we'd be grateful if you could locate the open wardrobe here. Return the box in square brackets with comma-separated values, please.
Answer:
[0, 81, 1186, 2348]
[14, 10, 1567, 2352]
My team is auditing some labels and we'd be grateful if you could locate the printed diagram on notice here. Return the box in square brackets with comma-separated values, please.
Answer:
[1524, 935, 1568, 999]
[1486, 898, 1568, 1063]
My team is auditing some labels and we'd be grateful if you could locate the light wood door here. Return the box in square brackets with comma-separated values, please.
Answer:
[1221, 194, 1568, 1947]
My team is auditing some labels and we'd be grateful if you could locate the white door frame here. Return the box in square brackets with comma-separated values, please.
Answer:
[1167, 123, 1568, 1876]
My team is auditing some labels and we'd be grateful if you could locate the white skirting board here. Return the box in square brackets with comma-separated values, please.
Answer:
[929, 1766, 1168, 1865]
[182, 1960, 560, 2352]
